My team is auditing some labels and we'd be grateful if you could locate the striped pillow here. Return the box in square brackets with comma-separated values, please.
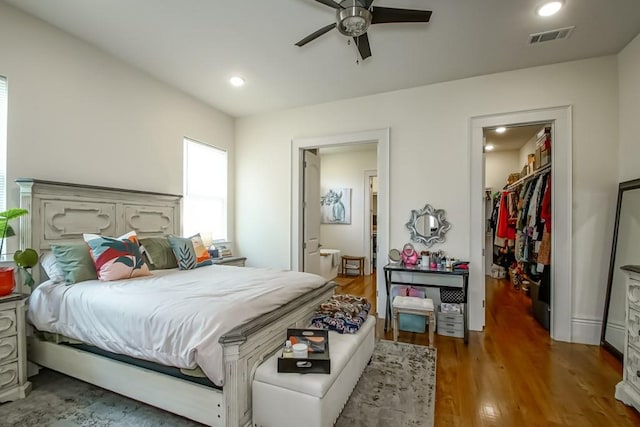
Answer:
[83, 231, 151, 281]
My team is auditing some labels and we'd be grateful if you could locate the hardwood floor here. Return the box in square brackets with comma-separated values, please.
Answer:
[336, 273, 640, 426]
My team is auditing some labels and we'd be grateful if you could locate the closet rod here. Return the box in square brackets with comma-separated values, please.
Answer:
[506, 163, 551, 191]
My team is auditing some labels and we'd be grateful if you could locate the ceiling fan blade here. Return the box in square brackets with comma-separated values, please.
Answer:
[295, 23, 337, 47]
[363, 0, 374, 8]
[314, 0, 344, 9]
[371, 6, 432, 24]
[354, 33, 372, 60]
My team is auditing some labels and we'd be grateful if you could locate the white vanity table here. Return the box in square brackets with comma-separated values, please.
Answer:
[615, 265, 640, 411]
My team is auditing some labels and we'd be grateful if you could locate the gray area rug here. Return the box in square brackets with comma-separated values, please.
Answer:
[336, 340, 436, 427]
[0, 340, 436, 427]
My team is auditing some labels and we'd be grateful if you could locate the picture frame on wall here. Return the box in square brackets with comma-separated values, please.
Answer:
[321, 188, 351, 224]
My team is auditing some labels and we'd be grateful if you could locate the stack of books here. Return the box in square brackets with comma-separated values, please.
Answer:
[212, 240, 233, 258]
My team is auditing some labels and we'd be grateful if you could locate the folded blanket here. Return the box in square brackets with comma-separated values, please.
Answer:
[311, 294, 370, 334]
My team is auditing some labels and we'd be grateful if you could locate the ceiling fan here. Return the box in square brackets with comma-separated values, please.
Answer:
[295, 0, 432, 61]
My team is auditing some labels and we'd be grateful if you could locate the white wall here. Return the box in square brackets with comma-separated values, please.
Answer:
[518, 132, 538, 171]
[319, 149, 376, 261]
[0, 3, 235, 249]
[485, 150, 519, 191]
[236, 56, 619, 341]
[619, 33, 640, 182]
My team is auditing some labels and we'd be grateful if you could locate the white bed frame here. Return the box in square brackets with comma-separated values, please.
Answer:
[16, 179, 335, 427]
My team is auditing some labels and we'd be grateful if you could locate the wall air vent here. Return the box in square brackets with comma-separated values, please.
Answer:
[529, 26, 575, 44]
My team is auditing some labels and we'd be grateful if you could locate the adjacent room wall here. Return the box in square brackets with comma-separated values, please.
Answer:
[518, 132, 538, 171]
[236, 55, 619, 343]
[618, 33, 640, 182]
[319, 147, 377, 263]
[0, 3, 235, 248]
[485, 150, 519, 191]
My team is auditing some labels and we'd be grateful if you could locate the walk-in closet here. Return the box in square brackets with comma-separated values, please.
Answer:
[484, 124, 552, 331]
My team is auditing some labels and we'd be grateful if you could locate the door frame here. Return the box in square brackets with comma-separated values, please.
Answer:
[363, 170, 377, 276]
[469, 106, 572, 341]
[291, 129, 390, 316]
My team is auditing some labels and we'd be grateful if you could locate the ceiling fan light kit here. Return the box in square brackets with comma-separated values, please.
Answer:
[337, 7, 372, 37]
[296, 0, 432, 61]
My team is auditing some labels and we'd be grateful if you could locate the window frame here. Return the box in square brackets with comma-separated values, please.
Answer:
[182, 137, 228, 241]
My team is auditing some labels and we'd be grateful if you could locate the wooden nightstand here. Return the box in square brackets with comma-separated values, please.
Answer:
[0, 293, 31, 403]
[212, 256, 247, 267]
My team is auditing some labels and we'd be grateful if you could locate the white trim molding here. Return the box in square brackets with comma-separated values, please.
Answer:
[291, 129, 390, 317]
[470, 106, 573, 341]
[571, 316, 603, 345]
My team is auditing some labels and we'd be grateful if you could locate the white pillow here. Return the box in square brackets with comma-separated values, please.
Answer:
[40, 251, 65, 283]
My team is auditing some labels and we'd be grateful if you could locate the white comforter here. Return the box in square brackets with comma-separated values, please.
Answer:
[28, 265, 327, 386]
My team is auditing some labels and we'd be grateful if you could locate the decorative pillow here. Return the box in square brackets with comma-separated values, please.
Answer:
[167, 234, 213, 270]
[83, 231, 151, 281]
[39, 251, 65, 283]
[51, 243, 98, 284]
[139, 237, 178, 270]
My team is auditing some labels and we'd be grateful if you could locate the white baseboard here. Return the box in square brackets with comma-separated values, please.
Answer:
[571, 316, 602, 345]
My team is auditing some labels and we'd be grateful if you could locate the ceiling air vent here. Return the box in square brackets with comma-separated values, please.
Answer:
[529, 26, 575, 44]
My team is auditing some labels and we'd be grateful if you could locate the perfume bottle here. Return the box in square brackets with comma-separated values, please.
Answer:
[283, 340, 293, 358]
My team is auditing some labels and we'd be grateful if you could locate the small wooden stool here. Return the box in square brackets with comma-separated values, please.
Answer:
[392, 296, 436, 346]
[341, 255, 365, 276]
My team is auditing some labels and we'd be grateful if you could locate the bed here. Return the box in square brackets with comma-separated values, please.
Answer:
[16, 179, 336, 427]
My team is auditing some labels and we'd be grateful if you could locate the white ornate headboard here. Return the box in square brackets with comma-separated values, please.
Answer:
[16, 179, 182, 288]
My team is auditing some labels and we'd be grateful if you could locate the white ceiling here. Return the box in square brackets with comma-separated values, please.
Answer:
[484, 124, 545, 152]
[5, 0, 640, 117]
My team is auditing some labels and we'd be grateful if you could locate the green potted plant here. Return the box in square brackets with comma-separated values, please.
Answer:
[0, 208, 29, 296]
[14, 248, 39, 289]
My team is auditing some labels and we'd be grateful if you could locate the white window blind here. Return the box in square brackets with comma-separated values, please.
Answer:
[183, 138, 227, 241]
[0, 76, 7, 213]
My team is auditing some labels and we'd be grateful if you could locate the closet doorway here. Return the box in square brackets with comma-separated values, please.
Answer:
[469, 106, 572, 343]
[484, 123, 553, 334]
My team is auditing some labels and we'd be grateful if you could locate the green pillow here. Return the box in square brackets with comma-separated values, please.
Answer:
[139, 237, 178, 270]
[51, 243, 98, 284]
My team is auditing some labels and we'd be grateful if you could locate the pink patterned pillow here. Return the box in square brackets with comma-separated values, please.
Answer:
[83, 231, 151, 281]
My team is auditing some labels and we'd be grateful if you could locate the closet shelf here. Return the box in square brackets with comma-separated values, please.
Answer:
[506, 163, 551, 191]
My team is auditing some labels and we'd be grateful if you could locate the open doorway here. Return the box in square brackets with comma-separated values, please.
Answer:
[470, 106, 571, 342]
[310, 143, 377, 281]
[484, 123, 552, 335]
[367, 173, 378, 275]
[291, 128, 390, 319]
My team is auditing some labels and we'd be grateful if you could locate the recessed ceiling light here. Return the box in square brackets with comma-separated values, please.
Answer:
[537, 1, 563, 17]
[485, 144, 495, 151]
[495, 127, 506, 133]
[229, 76, 245, 87]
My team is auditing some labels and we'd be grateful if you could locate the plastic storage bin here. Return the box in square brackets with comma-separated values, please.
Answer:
[391, 285, 427, 333]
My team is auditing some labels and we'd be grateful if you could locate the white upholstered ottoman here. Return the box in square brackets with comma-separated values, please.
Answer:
[252, 315, 376, 427]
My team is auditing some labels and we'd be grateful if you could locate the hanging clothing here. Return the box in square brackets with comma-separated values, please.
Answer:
[540, 176, 551, 231]
[495, 191, 516, 247]
[538, 228, 551, 268]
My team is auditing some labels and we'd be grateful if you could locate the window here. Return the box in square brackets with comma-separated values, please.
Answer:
[0, 76, 6, 213]
[183, 138, 227, 241]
